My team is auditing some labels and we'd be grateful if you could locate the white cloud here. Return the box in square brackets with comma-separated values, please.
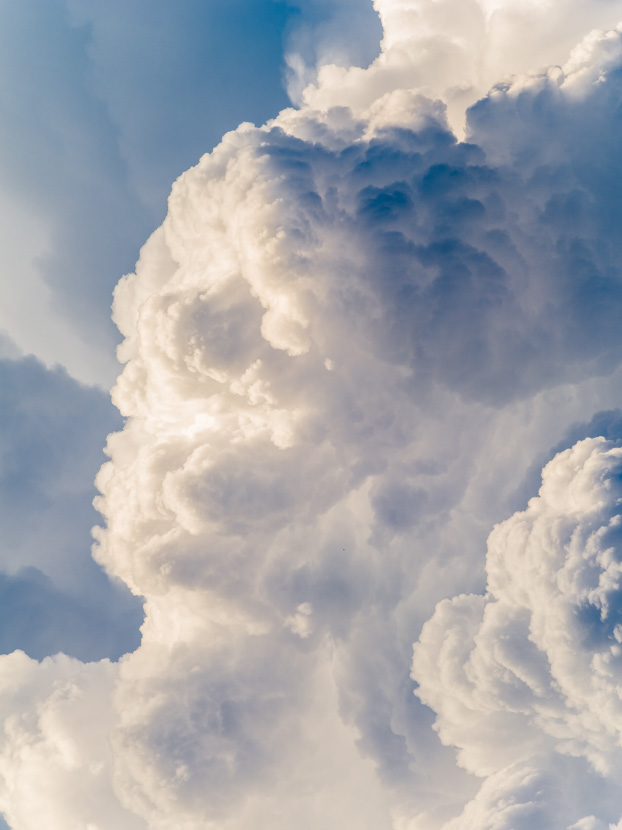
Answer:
[3, 3, 622, 828]
[413, 439, 622, 828]
[0, 652, 144, 830]
[296, 0, 622, 131]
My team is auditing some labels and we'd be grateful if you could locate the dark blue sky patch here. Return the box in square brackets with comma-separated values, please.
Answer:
[0, 566, 142, 662]
[0, 355, 143, 660]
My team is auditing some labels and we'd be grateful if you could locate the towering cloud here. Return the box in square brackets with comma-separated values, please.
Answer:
[294, 0, 622, 129]
[2, 1, 622, 828]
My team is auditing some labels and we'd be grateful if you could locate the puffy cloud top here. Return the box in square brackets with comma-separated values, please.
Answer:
[413, 438, 622, 828]
[299, 0, 622, 129]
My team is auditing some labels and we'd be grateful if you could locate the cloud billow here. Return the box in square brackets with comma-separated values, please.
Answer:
[413, 438, 622, 828]
[3, 3, 622, 829]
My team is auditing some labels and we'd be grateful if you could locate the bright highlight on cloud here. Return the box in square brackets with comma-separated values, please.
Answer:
[292, 0, 622, 130]
[3, 1, 622, 828]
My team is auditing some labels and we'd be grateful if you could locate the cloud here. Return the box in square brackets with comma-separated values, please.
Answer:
[97, 32, 622, 822]
[0, 333, 21, 362]
[300, 0, 622, 131]
[283, 0, 382, 102]
[3, 3, 622, 829]
[413, 437, 622, 828]
[0, 651, 145, 830]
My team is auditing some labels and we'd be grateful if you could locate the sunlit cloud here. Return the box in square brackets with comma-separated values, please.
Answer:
[2, 2, 622, 828]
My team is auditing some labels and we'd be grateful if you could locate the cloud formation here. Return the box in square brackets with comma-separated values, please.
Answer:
[3, 2, 622, 828]
[413, 438, 622, 828]
[298, 0, 622, 130]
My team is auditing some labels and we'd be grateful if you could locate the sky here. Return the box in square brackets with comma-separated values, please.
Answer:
[3, 0, 622, 828]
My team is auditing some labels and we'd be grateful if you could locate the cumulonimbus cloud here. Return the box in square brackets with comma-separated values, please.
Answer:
[2, 2, 622, 828]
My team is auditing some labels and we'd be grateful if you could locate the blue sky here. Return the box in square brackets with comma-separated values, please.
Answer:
[0, 0, 294, 384]
[4, 2, 622, 829]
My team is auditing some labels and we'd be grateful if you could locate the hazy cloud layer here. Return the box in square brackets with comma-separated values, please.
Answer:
[3, 2, 622, 829]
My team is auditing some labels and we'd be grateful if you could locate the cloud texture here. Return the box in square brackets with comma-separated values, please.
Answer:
[414, 438, 622, 828]
[4, 1, 622, 828]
